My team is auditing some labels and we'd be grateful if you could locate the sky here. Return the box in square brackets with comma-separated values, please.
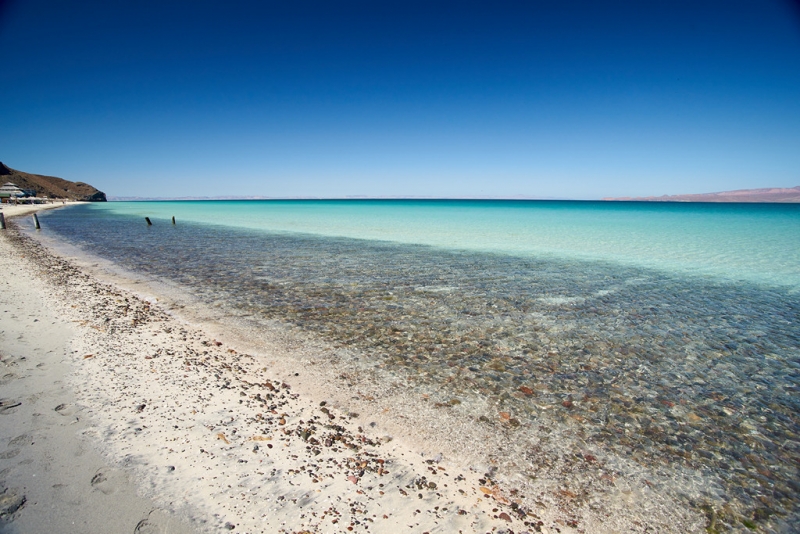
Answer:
[1, 0, 799, 199]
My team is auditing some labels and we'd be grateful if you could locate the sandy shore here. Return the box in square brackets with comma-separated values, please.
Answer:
[1, 203, 707, 533]
[0, 202, 81, 219]
[0, 204, 569, 533]
[0, 204, 193, 533]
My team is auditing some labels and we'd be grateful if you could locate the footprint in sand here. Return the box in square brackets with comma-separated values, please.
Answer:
[0, 488, 26, 520]
[8, 434, 30, 447]
[0, 449, 20, 460]
[0, 436, 30, 462]
[54, 403, 76, 416]
[90, 468, 129, 495]
[134, 518, 161, 534]
[133, 510, 177, 534]
[0, 373, 17, 386]
[0, 399, 21, 415]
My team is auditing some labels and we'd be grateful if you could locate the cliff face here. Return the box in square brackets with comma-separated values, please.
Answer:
[0, 162, 107, 201]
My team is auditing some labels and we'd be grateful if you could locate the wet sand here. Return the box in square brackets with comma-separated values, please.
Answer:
[0, 204, 705, 533]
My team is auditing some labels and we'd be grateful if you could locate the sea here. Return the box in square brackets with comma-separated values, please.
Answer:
[30, 200, 800, 531]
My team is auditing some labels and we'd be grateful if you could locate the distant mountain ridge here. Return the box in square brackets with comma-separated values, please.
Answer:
[605, 186, 800, 203]
[0, 162, 106, 201]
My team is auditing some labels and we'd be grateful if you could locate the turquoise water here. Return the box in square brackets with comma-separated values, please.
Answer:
[83, 200, 800, 289]
[32, 200, 800, 531]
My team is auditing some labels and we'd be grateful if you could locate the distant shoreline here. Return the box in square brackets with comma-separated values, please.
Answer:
[604, 185, 800, 203]
[108, 195, 800, 203]
[108, 186, 800, 203]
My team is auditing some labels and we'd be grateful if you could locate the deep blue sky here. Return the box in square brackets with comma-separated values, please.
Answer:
[1, 1, 798, 198]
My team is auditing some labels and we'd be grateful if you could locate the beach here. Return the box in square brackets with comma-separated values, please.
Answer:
[3, 0, 798, 531]
[4, 201, 797, 533]
[0, 204, 193, 533]
[0, 204, 615, 534]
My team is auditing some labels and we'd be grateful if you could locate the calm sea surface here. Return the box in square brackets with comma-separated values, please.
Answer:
[35, 200, 800, 530]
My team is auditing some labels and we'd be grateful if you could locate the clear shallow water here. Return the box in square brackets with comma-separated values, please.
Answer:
[86, 199, 800, 289]
[35, 200, 800, 530]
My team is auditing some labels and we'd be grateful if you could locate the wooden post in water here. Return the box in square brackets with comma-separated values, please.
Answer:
[33, 213, 41, 229]
[172, 216, 176, 225]
[145, 217, 152, 226]
[0, 212, 5, 230]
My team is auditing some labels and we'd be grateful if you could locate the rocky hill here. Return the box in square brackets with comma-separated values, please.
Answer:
[605, 186, 800, 203]
[0, 162, 106, 201]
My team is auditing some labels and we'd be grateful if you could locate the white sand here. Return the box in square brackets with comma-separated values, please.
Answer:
[0, 204, 193, 533]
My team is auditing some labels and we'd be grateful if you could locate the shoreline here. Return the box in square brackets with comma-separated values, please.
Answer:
[1, 204, 705, 533]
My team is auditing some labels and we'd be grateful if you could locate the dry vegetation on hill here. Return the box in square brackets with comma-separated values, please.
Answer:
[0, 161, 106, 201]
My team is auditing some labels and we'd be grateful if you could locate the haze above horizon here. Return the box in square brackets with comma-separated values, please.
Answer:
[1, 1, 799, 199]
